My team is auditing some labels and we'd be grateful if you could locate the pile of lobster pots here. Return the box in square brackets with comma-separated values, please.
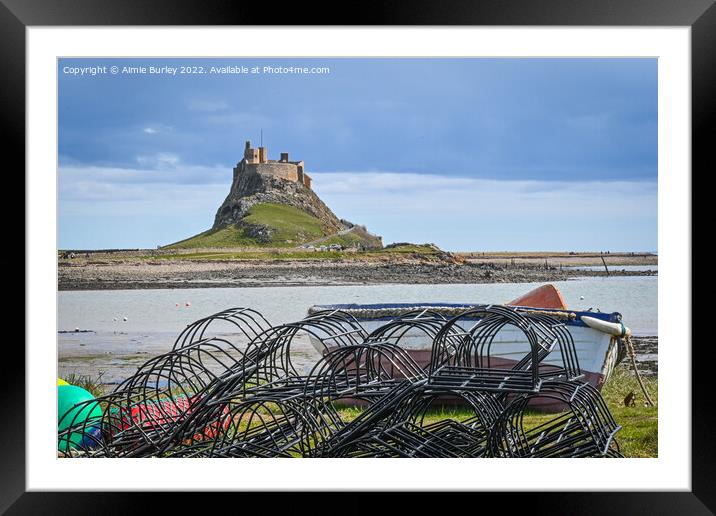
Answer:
[58, 305, 622, 458]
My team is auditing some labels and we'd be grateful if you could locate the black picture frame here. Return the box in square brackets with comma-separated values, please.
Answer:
[4, 0, 705, 513]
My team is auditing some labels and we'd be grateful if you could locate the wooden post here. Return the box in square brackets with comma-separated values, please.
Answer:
[600, 255, 610, 276]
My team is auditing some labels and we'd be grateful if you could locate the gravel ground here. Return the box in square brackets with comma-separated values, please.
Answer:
[629, 336, 658, 376]
[59, 260, 657, 290]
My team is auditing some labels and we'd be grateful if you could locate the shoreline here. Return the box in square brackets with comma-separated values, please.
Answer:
[59, 261, 657, 291]
[59, 335, 658, 391]
[629, 336, 657, 376]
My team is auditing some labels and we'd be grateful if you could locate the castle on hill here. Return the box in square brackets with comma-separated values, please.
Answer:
[236, 140, 312, 189]
[183, 138, 383, 250]
[212, 139, 337, 231]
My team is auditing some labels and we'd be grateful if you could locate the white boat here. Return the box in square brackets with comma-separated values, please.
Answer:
[306, 284, 629, 411]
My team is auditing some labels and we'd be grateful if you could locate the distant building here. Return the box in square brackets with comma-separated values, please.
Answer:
[236, 140, 312, 189]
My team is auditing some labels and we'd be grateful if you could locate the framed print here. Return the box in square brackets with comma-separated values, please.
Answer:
[4, 0, 708, 513]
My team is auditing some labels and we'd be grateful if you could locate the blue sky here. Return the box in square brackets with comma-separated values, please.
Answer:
[58, 58, 657, 251]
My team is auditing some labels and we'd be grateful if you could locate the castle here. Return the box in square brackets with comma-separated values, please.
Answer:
[234, 140, 312, 189]
[207, 139, 382, 249]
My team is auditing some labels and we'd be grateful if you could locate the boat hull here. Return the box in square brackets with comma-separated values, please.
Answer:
[307, 303, 625, 412]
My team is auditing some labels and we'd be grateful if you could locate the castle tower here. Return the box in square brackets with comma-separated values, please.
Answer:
[236, 139, 312, 190]
[244, 140, 259, 164]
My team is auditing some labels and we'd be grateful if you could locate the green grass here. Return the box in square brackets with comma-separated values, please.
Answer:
[164, 225, 261, 249]
[145, 247, 441, 262]
[61, 372, 107, 397]
[320, 232, 370, 248]
[598, 365, 658, 457]
[334, 364, 657, 458]
[60, 364, 655, 458]
[151, 240, 442, 263]
[380, 243, 441, 255]
[242, 203, 326, 243]
[147, 250, 346, 261]
[163, 203, 327, 249]
[314, 226, 383, 249]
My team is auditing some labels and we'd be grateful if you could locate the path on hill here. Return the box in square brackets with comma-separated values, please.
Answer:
[302, 227, 355, 247]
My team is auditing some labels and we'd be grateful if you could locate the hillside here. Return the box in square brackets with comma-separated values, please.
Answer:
[165, 203, 329, 249]
[165, 142, 383, 250]
[301, 224, 384, 250]
[213, 159, 343, 233]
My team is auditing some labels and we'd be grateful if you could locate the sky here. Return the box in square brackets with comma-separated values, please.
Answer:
[58, 58, 657, 251]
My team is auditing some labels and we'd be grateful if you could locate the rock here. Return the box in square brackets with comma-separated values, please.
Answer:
[242, 223, 276, 243]
[212, 162, 343, 233]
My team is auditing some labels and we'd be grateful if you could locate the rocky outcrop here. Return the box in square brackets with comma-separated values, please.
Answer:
[213, 160, 344, 233]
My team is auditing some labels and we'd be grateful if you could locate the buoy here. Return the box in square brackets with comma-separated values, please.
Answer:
[74, 327, 80, 332]
[123, 317, 128, 322]
[113, 317, 117, 322]
[581, 316, 631, 337]
[175, 303, 179, 307]
[185, 302, 191, 307]
[58, 385, 103, 452]
[579, 296, 585, 300]
[109, 394, 229, 441]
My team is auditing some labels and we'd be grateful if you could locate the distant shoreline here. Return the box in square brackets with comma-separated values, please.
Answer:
[58, 251, 657, 291]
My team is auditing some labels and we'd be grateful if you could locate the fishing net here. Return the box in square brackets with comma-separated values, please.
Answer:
[58, 305, 621, 458]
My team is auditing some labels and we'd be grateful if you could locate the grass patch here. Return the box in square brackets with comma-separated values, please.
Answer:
[164, 203, 327, 249]
[333, 364, 657, 458]
[320, 232, 369, 248]
[58, 366, 655, 457]
[599, 364, 658, 457]
[61, 372, 107, 397]
[148, 241, 445, 262]
[145, 247, 444, 262]
[147, 250, 346, 261]
[164, 225, 263, 249]
[242, 203, 326, 243]
[381, 243, 441, 255]
[314, 226, 383, 250]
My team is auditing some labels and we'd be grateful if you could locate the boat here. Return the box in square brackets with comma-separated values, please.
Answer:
[306, 284, 629, 411]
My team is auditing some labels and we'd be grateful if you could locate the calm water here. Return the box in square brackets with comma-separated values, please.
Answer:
[566, 265, 658, 272]
[58, 276, 657, 383]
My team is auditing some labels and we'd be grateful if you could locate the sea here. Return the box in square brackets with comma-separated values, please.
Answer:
[58, 275, 657, 385]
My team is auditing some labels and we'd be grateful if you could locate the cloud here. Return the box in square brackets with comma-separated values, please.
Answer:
[312, 171, 656, 208]
[59, 162, 231, 203]
[135, 153, 181, 168]
[142, 124, 173, 135]
[309, 172, 657, 251]
[57, 167, 657, 251]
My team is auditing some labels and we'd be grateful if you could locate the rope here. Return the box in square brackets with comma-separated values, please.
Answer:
[308, 305, 576, 320]
[624, 334, 655, 407]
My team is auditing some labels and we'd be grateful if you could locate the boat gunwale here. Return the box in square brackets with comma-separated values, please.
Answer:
[308, 303, 622, 327]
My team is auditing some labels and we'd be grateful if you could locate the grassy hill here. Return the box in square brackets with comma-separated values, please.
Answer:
[302, 225, 383, 250]
[164, 203, 327, 249]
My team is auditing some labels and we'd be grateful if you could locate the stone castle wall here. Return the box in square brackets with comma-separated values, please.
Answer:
[246, 162, 299, 183]
[240, 141, 311, 188]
